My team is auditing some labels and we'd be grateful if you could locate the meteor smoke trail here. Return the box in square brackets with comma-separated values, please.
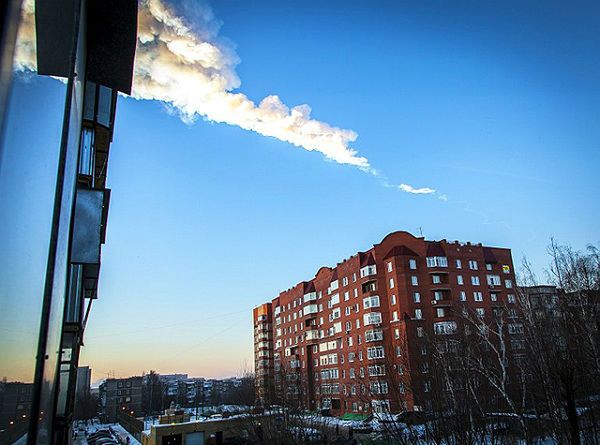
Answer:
[14, 0, 437, 195]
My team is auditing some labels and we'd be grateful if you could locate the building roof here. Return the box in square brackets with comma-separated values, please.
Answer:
[383, 245, 419, 259]
[426, 241, 446, 257]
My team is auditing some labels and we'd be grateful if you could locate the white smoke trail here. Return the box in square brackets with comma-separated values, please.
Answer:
[14, 0, 437, 194]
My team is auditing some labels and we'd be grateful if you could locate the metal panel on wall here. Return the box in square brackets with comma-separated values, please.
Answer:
[71, 188, 105, 264]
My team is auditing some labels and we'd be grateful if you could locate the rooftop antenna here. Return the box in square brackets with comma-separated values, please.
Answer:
[419, 226, 423, 237]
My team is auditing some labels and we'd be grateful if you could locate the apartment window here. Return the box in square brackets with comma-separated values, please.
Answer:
[365, 329, 383, 342]
[417, 326, 424, 337]
[363, 295, 380, 309]
[356, 319, 361, 328]
[432, 275, 441, 284]
[342, 276, 349, 286]
[490, 293, 498, 302]
[424, 381, 431, 392]
[457, 275, 463, 285]
[392, 311, 399, 321]
[354, 303, 359, 312]
[434, 291, 443, 301]
[473, 291, 483, 302]
[411, 276, 418, 286]
[353, 288, 358, 298]
[426, 256, 448, 267]
[396, 346, 402, 356]
[330, 293, 340, 306]
[487, 274, 501, 286]
[471, 276, 480, 286]
[415, 309, 423, 320]
[476, 308, 485, 317]
[399, 383, 405, 394]
[352, 273, 357, 282]
[459, 291, 466, 301]
[421, 344, 427, 355]
[413, 292, 421, 303]
[368, 365, 386, 376]
[486, 263, 493, 271]
[329, 308, 341, 321]
[363, 312, 382, 325]
[508, 294, 516, 304]
[409, 259, 417, 270]
[344, 291, 350, 301]
[505, 279, 513, 289]
[345, 307, 351, 316]
[502, 265, 511, 274]
[389, 278, 395, 289]
[468, 260, 478, 270]
[436, 308, 445, 318]
[387, 262, 393, 272]
[360, 265, 377, 277]
[394, 328, 400, 339]
[350, 368, 355, 378]
[367, 346, 385, 359]
[421, 362, 429, 373]
[348, 336, 353, 347]
[391, 294, 396, 305]
[456, 259, 462, 269]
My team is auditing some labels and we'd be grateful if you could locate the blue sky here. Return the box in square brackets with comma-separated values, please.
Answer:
[1, 0, 598, 381]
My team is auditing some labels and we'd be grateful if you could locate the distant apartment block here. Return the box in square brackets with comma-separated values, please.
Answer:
[253, 230, 521, 415]
[99, 377, 143, 422]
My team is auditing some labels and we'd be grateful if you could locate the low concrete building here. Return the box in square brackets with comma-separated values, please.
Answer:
[141, 418, 248, 445]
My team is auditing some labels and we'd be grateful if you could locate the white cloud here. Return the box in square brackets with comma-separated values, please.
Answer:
[398, 183, 436, 194]
[14, 0, 441, 194]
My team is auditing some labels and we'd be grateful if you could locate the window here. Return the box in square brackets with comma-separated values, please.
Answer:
[434, 291, 443, 301]
[413, 292, 421, 303]
[432, 275, 441, 284]
[342, 276, 349, 286]
[391, 294, 396, 305]
[367, 346, 385, 359]
[387, 262, 393, 272]
[345, 306, 351, 316]
[415, 309, 423, 319]
[424, 381, 431, 392]
[344, 291, 350, 301]
[345, 321, 351, 332]
[389, 278, 394, 288]
[508, 294, 516, 304]
[505, 279, 513, 288]
[370, 381, 389, 394]
[329, 308, 341, 321]
[456, 259, 462, 269]
[436, 308, 445, 318]
[487, 274, 501, 286]
[363, 295, 380, 309]
[79, 127, 95, 176]
[471, 276, 480, 285]
[476, 308, 485, 317]
[490, 293, 497, 302]
[427, 256, 448, 267]
[368, 365, 386, 376]
[363, 312, 382, 325]
[421, 344, 427, 355]
[473, 291, 483, 302]
[353, 288, 358, 298]
[394, 328, 400, 339]
[409, 259, 417, 269]
[330, 293, 340, 306]
[502, 265, 511, 274]
[417, 326, 424, 337]
[468, 260, 478, 270]
[392, 311, 398, 321]
[411, 276, 418, 286]
[360, 265, 377, 277]
[434, 321, 457, 335]
[459, 291, 466, 301]
[365, 329, 384, 342]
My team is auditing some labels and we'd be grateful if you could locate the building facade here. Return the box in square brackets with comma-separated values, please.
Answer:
[99, 377, 143, 423]
[253, 230, 522, 416]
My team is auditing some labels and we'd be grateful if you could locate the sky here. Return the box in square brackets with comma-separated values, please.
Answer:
[1, 0, 599, 383]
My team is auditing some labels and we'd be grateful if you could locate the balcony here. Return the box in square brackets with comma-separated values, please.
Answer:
[303, 292, 317, 303]
[303, 304, 318, 317]
[305, 330, 320, 341]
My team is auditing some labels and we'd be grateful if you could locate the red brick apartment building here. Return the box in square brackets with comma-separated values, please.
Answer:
[253, 231, 520, 416]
